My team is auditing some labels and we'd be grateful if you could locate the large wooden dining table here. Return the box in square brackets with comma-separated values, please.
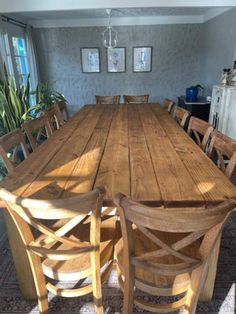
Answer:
[1, 103, 236, 302]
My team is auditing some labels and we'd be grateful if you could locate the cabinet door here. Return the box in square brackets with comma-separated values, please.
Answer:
[210, 86, 224, 129]
[217, 88, 229, 132]
[225, 89, 236, 140]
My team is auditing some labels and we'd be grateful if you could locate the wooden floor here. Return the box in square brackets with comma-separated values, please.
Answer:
[2, 103, 236, 207]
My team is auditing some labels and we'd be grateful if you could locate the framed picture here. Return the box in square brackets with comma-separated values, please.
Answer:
[133, 46, 152, 72]
[107, 47, 126, 73]
[81, 48, 100, 73]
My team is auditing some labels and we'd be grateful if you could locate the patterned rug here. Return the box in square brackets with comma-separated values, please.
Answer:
[1, 214, 236, 314]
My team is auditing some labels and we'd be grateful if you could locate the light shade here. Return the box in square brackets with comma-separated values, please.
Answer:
[102, 9, 118, 49]
[102, 26, 118, 48]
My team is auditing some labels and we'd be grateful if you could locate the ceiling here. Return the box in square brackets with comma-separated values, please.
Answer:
[0, 0, 235, 27]
[15, 8, 213, 20]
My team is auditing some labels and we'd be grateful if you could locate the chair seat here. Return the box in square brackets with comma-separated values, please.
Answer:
[42, 215, 116, 281]
[116, 226, 201, 293]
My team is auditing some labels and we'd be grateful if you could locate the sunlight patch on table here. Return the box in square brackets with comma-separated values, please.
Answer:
[196, 181, 216, 194]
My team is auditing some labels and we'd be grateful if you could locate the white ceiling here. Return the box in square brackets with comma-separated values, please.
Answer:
[1, 0, 236, 12]
[14, 8, 213, 20]
[0, 0, 235, 27]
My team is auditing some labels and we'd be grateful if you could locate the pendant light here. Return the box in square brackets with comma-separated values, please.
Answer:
[102, 9, 118, 49]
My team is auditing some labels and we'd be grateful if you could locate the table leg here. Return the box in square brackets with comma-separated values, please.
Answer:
[4, 211, 37, 299]
[199, 233, 221, 301]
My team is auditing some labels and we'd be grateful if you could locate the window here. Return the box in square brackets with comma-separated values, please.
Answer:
[3, 34, 14, 76]
[1, 22, 39, 106]
[12, 37, 29, 86]
[3, 34, 29, 88]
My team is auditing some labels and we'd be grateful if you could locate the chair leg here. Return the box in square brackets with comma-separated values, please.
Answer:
[26, 253, 49, 314]
[38, 295, 49, 314]
[183, 263, 209, 314]
[123, 266, 135, 314]
[92, 259, 104, 314]
[93, 275, 104, 314]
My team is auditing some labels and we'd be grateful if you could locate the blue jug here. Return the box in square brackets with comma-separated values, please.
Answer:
[186, 86, 198, 102]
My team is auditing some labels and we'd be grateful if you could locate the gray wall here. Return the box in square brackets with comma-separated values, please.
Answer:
[33, 24, 202, 112]
[33, 9, 236, 112]
[200, 8, 236, 95]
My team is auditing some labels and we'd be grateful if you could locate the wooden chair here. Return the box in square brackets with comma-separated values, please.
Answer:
[22, 115, 53, 151]
[58, 101, 70, 121]
[173, 106, 191, 129]
[114, 193, 236, 314]
[187, 117, 214, 151]
[124, 95, 149, 104]
[208, 130, 236, 179]
[44, 104, 64, 132]
[0, 186, 116, 314]
[0, 128, 29, 173]
[163, 98, 175, 114]
[95, 95, 120, 104]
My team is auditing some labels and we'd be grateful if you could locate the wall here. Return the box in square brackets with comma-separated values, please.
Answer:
[200, 8, 236, 95]
[33, 24, 202, 112]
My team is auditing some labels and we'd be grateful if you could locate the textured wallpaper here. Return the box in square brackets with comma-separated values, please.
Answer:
[33, 24, 203, 112]
[200, 8, 236, 95]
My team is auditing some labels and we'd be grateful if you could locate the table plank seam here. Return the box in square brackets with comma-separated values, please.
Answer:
[137, 105, 163, 206]
[60, 105, 109, 197]
[92, 106, 118, 194]
[1, 107, 91, 196]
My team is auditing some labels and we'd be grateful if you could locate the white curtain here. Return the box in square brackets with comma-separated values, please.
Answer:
[0, 17, 8, 79]
[25, 24, 39, 91]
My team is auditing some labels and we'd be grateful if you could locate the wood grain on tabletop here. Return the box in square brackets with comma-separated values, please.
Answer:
[1, 103, 236, 207]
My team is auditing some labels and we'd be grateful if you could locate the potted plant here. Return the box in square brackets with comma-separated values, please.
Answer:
[0, 66, 67, 179]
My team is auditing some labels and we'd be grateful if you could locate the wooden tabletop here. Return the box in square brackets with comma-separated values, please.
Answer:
[2, 103, 236, 207]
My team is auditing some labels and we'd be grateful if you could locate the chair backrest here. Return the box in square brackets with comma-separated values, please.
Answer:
[0, 186, 105, 312]
[208, 130, 236, 178]
[124, 95, 149, 104]
[114, 192, 236, 313]
[173, 106, 191, 128]
[163, 98, 175, 114]
[95, 95, 120, 104]
[44, 104, 64, 131]
[22, 115, 53, 151]
[187, 116, 214, 151]
[0, 128, 29, 173]
[57, 101, 70, 121]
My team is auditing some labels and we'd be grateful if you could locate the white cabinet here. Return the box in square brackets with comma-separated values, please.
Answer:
[209, 85, 236, 140]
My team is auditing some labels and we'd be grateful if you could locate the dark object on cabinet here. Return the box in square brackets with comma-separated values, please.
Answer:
[178, 96, 211, 122]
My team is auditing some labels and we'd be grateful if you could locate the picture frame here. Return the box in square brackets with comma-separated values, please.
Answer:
[80, 48, 100, 73]
[107, 47, 126, 73]
[133, 46, 152, 72]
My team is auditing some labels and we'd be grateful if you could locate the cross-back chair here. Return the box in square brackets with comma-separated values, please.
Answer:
[187, 117, 214, 151]
[208, 130, 236, 179]
[114, 193, 236, 314]
[163, 98, 175, 114]
[0, 186, 116, 314]
[0, 128, 29, 174]
[173, 106, 191, 129]
[57, 101, 70, 121]
[95, 95, 120, 105]
[124, 95, 149, 104]
[44, 104, 64, 132]
[22, 115, 53, 151]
